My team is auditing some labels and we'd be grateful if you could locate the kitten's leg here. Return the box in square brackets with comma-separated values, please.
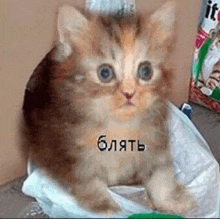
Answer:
[145, 165, 196, 215]
[73, 177, 121, 214]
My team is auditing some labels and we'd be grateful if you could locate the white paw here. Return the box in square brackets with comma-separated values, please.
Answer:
[153, 185, 197, 216]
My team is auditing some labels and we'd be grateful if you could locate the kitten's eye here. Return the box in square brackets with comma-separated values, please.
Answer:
[210, 29, 215, 38]
[138, 61, 153, 81]
[98, 64, 115, 83]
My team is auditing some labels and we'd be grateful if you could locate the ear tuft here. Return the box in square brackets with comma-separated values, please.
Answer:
[57, 5, 89, 58]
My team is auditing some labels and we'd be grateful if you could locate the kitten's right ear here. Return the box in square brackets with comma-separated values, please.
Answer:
[57, 5, 89, 58]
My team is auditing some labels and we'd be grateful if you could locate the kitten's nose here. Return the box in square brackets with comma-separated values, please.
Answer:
[121, 91, 136, 100]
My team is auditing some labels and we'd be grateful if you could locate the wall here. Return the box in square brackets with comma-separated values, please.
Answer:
[0, 0, 200, 186]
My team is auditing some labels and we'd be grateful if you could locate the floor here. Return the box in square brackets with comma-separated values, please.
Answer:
[190, 104, 220, 163]
[0, 103, 219, 218]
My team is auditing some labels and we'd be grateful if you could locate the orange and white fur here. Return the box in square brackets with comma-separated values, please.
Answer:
[21, 1, 196, 216]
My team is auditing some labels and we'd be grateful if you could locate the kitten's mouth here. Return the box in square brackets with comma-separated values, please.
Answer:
[120, 101, 136, 108]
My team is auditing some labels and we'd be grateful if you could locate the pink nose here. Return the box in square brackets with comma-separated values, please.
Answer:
[121, 91, 136, 100]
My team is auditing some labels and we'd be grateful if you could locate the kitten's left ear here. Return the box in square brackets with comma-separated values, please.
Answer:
[57, 5, 89, 58]
[151, 1, 176, 32]
[148, 1, 176, 50]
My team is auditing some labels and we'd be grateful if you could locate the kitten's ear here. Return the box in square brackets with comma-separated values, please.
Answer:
[148, 1, 176, 51]
[151, 1, 175, 31]
[57, 5, 89, 57]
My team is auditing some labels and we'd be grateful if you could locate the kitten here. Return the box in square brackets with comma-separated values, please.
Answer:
[199, 60, 220, 96]
[198, 26, 220, 95]
[205, 60, 220, 90]
[21, 1, 196, 216]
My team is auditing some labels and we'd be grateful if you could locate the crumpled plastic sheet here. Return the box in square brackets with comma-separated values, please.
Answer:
[22, 101, 220, 218]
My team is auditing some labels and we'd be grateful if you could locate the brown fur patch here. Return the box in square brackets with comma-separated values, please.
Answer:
[121, 28, 135, 53]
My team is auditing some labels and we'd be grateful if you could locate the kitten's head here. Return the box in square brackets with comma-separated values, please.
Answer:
[52, 1, 176, 122]
[209, 25, 220, 51]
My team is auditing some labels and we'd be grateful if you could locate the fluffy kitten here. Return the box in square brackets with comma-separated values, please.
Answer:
[21, 1, 195, 216]
[199, 60, 220, 94]
[198, 26, 220, 95]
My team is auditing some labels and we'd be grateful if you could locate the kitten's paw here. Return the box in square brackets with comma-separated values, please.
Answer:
[83, 198, 121, 215]
[154, 184, 197, 216]
[74, 178, 121, 216]
[96, 200, 121, 216]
